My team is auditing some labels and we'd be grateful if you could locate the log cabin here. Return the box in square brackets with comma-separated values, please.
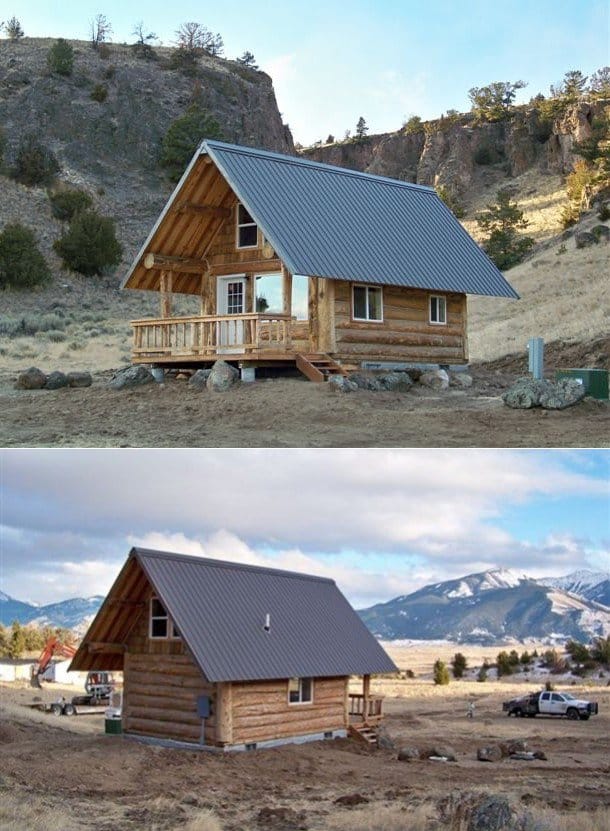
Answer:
[122, 141, 518, 380]
[70, 548, 397, 750]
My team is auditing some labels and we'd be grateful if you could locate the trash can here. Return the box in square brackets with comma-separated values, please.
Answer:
[105, 718, 122, 735]
[555, 368, 609, 400]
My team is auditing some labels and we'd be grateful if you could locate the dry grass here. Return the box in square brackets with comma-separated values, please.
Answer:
[182, 810, 225, 831]
[322, 803, 435, 831]
[522, 807, 610, 831]
[0, 793, 81, 831]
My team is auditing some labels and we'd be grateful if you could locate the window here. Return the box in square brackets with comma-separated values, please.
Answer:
[150, 596, 180, 639]
[255, 273, 282, 313]
[352, 284, 383, 322]
[236, 203, 258, 249]
[288, 677, 313, 704]
[429, 295, 447, 325]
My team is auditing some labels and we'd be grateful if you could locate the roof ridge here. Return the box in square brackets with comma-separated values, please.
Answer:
[202, 139, 435, 194]
[131, 547, 335, 584]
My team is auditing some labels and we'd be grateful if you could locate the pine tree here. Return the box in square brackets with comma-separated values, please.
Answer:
[450, 652, 468, 678]
[468, 80, 527, 122]
[5, 16, 24, 41]
[433, 659, 450, 685]
[476, 188, 534, 269]
[355, 116, 368, 141]
[589, 66, 610, 97]
[0, 223, 51, 289]
[47, 39, 74, 76]
[562, 70, 588, 100]
[160, 104, 224, 181]
[8, 621, 26, 659]
[53, 209, 122, 276]
[236, 51, 258, 69]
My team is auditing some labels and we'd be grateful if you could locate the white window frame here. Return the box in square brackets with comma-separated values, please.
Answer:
[149, 596, 180, 640]
[287, 677, 314, 705]
[236, 203, 258, 250]
[429, 294, 447, 325]
[352, 283, 383, 323]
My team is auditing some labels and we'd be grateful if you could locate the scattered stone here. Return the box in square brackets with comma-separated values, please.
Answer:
[328, 375, 358, 393]
[397, 745, 421, 762]
[419, 369, 450, 390]
[477, 745, 503, 763]
[334, 793, 369, 807]
[591, 224, 610, 243]
[539, 378, 586, 409]
[67, 371, 92, 388]
[376, 371, 413, 392]
[15, 366, 47, 390]
[375, 725, 395, 750]
[108, 365, 154, 390]
[44, 370, 69, 390]
[181, 793, 200, 806]
[468, 795, 512, 831]
[502, 377, 548, 408]
[532, 750, 548, 761]
[449, 371, 473, 389]
[500, 739, 528, 757]
[509, 751, 536, 761]
[574, 231, 598, 248]
[176, 372, 190, 381]
[430, 745, 457, 762]
[206, 360, 239, 392]
[256, 805, 305, 826]
[189, 369, 212, 390]
[349, 372, 382, 390]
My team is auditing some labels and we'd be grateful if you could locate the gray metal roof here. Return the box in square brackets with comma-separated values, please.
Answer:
[134, 548, 397, 683]
[203, 140, 519, 299]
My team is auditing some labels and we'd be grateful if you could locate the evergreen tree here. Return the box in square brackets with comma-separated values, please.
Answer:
[12, 135, 60, 187]
[48, 188, 93, 221]
[160, 104, 224, 181]
[8, 621, 26, 659]
[450, 652, 468, 679]
[591, 636, 610, 665]
[355, 116, 368, 141]
[589, 66, 610, 97]
[236, 51, 258, 68]
[403, 115, 423, 134]
[433, 658, 450, 685]
[562, 70, 588, 100]
[0, 223, 51, 289]
[0, 625, 9, 657]
[477, 662, 488, 682]
[53, 209, 122, 276]
[47, 39, 74, 76]
[468, 80, 527, 122]
[436, 184, 466, 218]
[476, 188, 534, 269]
[5, 16, 24, 41]
[496, 650, 514, 677]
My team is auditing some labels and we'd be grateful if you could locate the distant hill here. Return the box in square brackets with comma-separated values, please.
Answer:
[358, 568, 610, 644]
[0, 591, 103, 631]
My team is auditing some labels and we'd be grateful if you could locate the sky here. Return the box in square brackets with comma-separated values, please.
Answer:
[4, 0, 609, 144]
[1, 449, 608, 609]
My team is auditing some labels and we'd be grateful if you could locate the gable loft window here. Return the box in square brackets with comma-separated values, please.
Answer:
[429, 294, 447, 325]
[150, 596, 180, 639]
[288, 677, 313, 704]
[352, 284, 383, 322]
[236, 203, 258, 249]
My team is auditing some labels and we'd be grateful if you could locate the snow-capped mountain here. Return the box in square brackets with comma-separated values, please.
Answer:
[359, 568, 610, 644]
[539, 570, 610, 606]
[0, 593, 103, 629]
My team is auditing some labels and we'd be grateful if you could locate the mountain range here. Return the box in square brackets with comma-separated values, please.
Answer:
[2, 568, 609, 645]
[358, 568, 610, 644]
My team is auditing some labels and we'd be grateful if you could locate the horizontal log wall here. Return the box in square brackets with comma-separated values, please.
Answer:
[332, 283, 467, 364]
[207, 203, 281, 275]
[231, 677, 347, 744]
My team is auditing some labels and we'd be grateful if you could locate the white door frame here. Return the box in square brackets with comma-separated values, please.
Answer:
[217, 274, 247, 353]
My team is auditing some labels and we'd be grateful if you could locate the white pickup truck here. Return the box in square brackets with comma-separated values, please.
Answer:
[503, 690, 599, 720]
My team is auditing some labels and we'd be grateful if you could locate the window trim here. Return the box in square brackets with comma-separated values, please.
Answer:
[351, 283, 384, 323]
[429, 294, 447, 325]
[287, 676, 314, 706]
[235, 203, 259, 250]
[149, 595, 180, 640]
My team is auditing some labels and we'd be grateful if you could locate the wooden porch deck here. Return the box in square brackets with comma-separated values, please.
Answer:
[348, 692, 384, 726]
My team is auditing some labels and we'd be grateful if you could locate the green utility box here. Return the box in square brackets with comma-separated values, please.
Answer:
[555, 368, 609, 400]
[105, 718, 122, 735]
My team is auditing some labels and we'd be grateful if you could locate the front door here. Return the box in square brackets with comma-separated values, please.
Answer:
[217, 275, 247, 353]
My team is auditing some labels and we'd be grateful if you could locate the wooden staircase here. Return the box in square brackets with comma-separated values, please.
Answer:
[348, 723, 378, 747]
[296, 353, 348, 383]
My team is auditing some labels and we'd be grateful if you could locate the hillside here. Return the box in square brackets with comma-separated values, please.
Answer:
[358, 568, 610, 644]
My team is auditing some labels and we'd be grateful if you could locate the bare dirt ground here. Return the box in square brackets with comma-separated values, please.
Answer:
[1, 340, 608, 447]
[1, 674, 609, 831]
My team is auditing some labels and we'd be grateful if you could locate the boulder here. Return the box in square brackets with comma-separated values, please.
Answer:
[376, 371, 413, 392]
[449, 371, 473, 389]
[419, 369, 450, 390]
[397, 746, 421, 762]
[67, 371, 92, 388]
[349, 372, 382, 391]
[15, 367, 47, 390]
[539, 378, 586, 410]
[477, 745, 503, 763]
[108, 365, 154, 390]
[375, 725, 395, 750]
[188, 369, 212, 390]
[44, 370, 69, 390]
[430, 745, 457, 762]
[575, 231, 598, 249]
[500, 739, 528, 757]
[502, 377, 549, 408]
[328, 375, 358, 393]
[468, 795, 512, 831]
[591, 224, 610, 243]
[206, 360, 239, 392]
[334, 793, 369, 806]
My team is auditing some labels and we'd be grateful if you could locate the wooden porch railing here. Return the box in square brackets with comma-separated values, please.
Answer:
[131, 313, 293, 358]
[349, 693, 384, 724]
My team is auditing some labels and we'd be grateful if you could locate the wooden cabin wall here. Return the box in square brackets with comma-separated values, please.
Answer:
[332, 284, 467, 364]
[122, 591, 217, 744]
[230, 676, 347, 745]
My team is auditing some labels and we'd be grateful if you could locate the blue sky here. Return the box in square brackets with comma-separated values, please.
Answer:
[7, 0, 609, 143]
[1, 449, 608, 607]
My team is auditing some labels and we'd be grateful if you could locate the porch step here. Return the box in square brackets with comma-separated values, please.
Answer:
[348, 724, 378, 747]
[296, 353, 348, 383]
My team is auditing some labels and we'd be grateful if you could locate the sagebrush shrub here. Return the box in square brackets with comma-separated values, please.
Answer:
[49, 188, 93, 221]
[12, 135, 60, 186]
[0, 223, 51, 289]
[47, 39, 74, 76]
